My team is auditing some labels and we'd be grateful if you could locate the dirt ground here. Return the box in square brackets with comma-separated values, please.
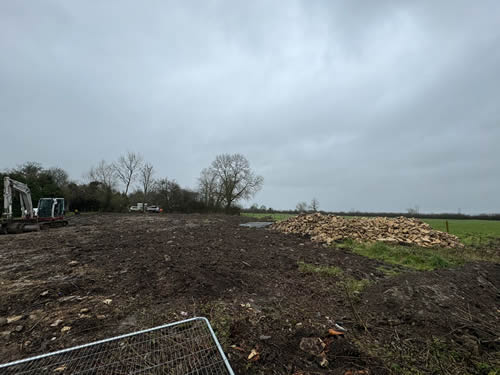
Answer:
[0, 214, 498, 374]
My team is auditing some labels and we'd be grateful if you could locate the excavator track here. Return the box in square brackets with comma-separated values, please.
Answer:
[0, 220, 40, 234]
[39, 220, 68, 230]
[0, 220, 68, 234]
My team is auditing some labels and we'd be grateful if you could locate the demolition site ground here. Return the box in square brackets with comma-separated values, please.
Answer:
[0, 214, 499, 374]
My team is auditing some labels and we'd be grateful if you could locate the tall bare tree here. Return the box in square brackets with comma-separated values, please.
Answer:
[310, 198, 319, 212]
[198, 167, 222, 209]
[88, 160, 117, 190]
[296, 201, 308, 213]
[202, 153, 263, 210]
[114, 152, 143, 195]
[140, 162, 155, 211]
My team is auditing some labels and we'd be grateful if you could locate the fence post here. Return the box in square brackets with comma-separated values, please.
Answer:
[445, 220, 449, 233]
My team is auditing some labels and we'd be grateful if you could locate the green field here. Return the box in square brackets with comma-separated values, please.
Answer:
[241, 212, 296, 221]
[422, 218, 500, 245]
[242, 212, 500, 245]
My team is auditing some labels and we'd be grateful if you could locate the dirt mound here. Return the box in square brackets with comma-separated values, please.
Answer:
[271, 213, 463, 248]
[360, 262, 499, 336]
[358, 262, 500, 373]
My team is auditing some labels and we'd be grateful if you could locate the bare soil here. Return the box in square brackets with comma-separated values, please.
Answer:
[0, 214, 498, 374]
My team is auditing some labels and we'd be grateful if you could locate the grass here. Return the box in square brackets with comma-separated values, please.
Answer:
[241, 212, 296, 221]
[338, 240, 500, 271]
[298, 261, 343, 276]
[297, 261, 370, 295]
[339, 277, 371, 296]
[423, 218, 500, 246]
[376, 265, 401, 276]
[199, 301, 232, 347]
[350, 242, 453, 270]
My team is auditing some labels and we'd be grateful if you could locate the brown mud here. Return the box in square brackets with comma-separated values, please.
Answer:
[0, 214, 498, 374]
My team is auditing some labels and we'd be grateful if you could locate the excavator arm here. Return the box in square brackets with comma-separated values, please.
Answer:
[3, 177, 34, 220]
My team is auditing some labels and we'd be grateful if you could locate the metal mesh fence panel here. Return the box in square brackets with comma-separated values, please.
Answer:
[0, 317, 234, 375]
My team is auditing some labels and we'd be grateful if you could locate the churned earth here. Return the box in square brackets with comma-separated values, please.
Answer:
[0, 213, 498, 374]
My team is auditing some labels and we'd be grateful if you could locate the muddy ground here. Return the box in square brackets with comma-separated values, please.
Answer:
[0, 214, 498, 374]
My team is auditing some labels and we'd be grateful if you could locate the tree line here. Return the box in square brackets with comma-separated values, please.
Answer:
[0, 153, 263, 215]
[246, 198, 320, 214]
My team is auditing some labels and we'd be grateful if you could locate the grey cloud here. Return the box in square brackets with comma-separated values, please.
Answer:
[1, 0, 499, 213]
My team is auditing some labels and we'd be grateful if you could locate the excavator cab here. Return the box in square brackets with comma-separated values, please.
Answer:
[37, 198, 67, 228]
[37, 198, 65, 219]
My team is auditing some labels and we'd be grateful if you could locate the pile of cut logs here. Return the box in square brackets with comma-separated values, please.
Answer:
[271, 213, 463, 248]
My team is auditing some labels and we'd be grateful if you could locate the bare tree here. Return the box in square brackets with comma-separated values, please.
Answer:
[202, 154, 263, 211]
[140, 162, 155, 211]
[407, 205, 420, 216]
[198, 167, 222, 209]
[114, 152, 143, 195]
[296, 201, 308, 213]
[310, 198, 319, 212]
[88, 160, 117, 190]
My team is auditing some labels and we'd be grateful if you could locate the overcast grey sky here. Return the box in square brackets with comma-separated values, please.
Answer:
[1, 1, 499, 213]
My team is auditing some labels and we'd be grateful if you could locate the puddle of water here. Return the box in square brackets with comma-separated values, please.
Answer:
[239, 222, 273, 229]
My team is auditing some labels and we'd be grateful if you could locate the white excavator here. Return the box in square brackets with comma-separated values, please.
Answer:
[1, 176, 68, 234]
